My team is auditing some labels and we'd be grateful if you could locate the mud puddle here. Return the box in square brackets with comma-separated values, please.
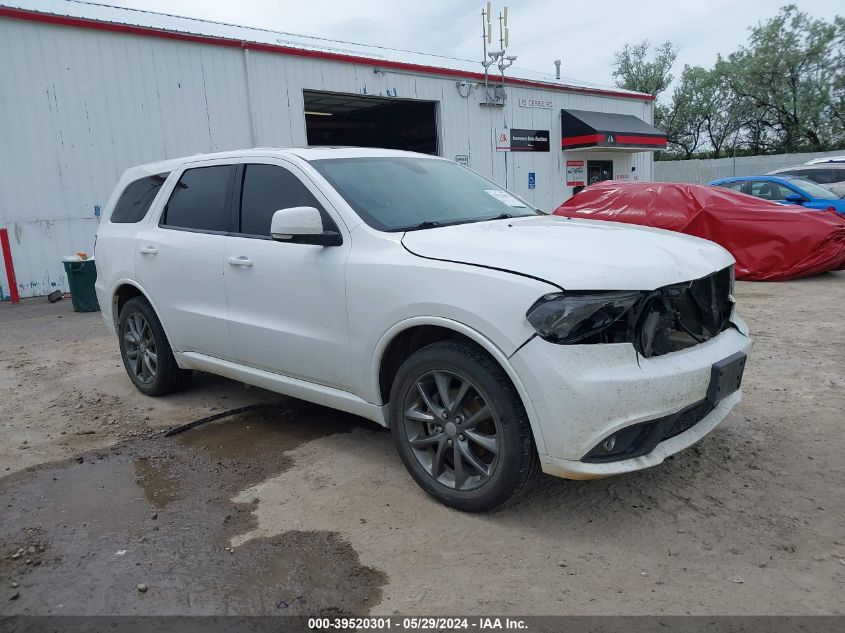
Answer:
[1, 403, 386, 615]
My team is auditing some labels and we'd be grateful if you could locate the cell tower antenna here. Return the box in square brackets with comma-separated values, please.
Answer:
[480, 4, 514, 106]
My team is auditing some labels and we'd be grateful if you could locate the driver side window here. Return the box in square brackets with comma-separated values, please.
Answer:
[750, 180, 794, 201]
[238, 164, 335, 237]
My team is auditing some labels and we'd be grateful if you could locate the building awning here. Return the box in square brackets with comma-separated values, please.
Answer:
[561, 109, 667, 151]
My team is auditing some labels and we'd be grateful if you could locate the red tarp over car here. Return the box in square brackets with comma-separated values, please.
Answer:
[553, 181, 845, 281]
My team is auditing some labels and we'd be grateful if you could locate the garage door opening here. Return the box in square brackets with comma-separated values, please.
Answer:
[304, 90, 438, 154]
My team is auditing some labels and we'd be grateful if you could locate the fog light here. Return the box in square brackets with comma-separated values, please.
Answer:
[602, 436, 616, 452]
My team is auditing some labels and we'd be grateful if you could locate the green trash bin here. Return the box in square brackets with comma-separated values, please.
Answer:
[62, 257, 100, 312]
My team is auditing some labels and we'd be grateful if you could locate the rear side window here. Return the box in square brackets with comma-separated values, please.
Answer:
[239, 164, 327, 236]
[161, 165, 234, 232]
[110, 173, 169, 223]
[786, 169, 841, 184]
[719, 181, 746, 193]
[806, 169, 836, 184]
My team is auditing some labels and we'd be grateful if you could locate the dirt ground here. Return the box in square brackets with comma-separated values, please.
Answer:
[1, 274, 844, 616]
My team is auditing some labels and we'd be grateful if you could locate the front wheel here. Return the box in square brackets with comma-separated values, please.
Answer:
[118, 296, 192, 396]
[389, 340, 539, 512]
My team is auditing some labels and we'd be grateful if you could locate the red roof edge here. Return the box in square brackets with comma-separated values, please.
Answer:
[0, 6, 655, 102]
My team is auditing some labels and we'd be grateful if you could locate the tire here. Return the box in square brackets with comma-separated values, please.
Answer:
[389, 339, 539, 512]
[117, 296, 192, 396]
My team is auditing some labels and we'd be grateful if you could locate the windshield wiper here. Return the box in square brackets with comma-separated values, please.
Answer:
[397, 213, 530, 232]
[478, 212, 535, 222]
[405, 220, 442, 231]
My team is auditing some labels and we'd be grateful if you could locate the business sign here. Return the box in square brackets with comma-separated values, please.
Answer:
[528, 172, 536, 189]
[455, 154, 469, 167]
[494, 129, 550, 152]
[566, 160, 585, 186]
[519, 97, 553, 109]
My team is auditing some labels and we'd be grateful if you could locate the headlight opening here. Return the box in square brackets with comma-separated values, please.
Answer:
[525, 267, 735, 357]
[525, 291, 642, 344]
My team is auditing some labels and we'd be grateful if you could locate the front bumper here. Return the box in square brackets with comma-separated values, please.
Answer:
[509, 323, 752, 479]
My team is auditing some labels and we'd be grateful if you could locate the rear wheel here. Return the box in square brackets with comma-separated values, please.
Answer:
[118, 296, 192, 396]
[389, 340, 539, 512]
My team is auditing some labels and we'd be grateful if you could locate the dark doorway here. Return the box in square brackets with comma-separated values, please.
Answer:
[304, 90, 438, 154]
[587, 160, 614, 185]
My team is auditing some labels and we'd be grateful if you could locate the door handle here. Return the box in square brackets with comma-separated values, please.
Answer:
[139, 245, 158, 255]
[227, 256, 254, 267]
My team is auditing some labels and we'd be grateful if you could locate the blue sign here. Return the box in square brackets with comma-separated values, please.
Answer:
[528, 172, 536, 189]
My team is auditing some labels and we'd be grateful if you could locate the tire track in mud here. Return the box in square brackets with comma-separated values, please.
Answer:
[0, 404, 387, 615]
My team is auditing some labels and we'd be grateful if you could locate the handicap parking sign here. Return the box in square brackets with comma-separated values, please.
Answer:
[528, 172, 536, 189]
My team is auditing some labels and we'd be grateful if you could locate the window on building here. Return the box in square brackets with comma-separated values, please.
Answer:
[161, 166, 233, 232]
[238, 164, 328, 236]
[111, 173, 169, 223]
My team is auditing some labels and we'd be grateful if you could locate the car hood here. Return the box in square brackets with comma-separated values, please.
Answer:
[401, 215, 734, 290]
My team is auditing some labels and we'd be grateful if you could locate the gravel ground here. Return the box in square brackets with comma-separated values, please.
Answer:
[1, 273, 843, 615]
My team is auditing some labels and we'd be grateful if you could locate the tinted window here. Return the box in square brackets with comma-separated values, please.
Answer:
[111, 173, 169, 223]
[161, 166, 233, 232]
[239, 164, 326, 236]
[782, 168, 844, 184]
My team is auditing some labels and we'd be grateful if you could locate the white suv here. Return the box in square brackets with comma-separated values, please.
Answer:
[95, 148, 752, 511]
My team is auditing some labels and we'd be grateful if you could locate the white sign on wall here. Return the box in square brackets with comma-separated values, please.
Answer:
[494, 129, 511, 152]
[519, 97, 553, 109]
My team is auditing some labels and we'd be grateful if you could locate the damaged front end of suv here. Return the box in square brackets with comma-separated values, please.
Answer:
[526, 266, 736, 358]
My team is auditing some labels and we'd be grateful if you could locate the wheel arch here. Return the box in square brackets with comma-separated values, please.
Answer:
[110, 280, 179, 353]
[372, 317, 547, 454]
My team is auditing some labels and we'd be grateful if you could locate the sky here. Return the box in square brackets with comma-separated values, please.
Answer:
[84, 0, 842, 92]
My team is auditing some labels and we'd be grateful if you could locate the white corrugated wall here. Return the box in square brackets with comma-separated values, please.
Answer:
[0, 15, 655, 299]
[654, 150, 845, 184]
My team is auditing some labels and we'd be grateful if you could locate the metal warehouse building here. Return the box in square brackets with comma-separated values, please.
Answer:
[0, 0, 665, 300]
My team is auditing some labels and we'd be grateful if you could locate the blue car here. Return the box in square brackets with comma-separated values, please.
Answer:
[709, 176, 845, 215]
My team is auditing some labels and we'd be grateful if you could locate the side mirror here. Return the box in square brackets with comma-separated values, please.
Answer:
[784, 193, 806, 204]
[270, 207, 342, 246]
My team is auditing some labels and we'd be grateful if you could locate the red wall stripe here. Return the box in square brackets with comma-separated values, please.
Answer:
[614, 134, 667, 146]
[0, 6, 654, 102]
[562, 134, 605, 147]
[561, 134, 667, 148]
[0, 228, 19, 304]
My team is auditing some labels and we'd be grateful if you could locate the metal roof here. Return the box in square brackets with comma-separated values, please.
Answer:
[0, 0, 653, 101]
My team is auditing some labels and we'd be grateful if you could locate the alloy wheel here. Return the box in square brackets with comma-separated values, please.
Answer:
[402, 370, 501, 491]
[123, 312, 158, 384]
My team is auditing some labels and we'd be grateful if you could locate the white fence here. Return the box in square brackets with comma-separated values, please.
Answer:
[654, 150, 845, 184]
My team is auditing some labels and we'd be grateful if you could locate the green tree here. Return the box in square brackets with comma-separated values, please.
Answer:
[612, 40, 678, 97]
[659, 65, 708, 159]
[832, 16, 845, 139]
[699, 68, 748, 158]
[720, 5, 843, 152]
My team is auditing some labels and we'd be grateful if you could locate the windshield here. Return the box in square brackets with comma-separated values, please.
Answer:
[786, 177, 839, 200]
[310, 157, 538, 231]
